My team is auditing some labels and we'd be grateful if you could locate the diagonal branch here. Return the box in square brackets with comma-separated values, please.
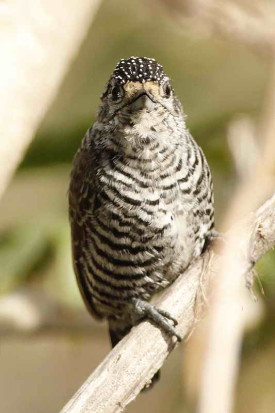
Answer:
[60, 193, 275, 413]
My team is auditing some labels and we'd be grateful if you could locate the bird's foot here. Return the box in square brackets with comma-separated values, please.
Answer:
[209, 229, 225, 242]
[202, 229, 226, 253]
[130, 298, 181, 342]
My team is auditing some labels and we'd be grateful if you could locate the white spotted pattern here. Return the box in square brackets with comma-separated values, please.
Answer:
[113, 57, 168, 85]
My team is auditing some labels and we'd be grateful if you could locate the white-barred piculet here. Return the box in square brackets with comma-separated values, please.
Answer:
[69, 57, 215, 389]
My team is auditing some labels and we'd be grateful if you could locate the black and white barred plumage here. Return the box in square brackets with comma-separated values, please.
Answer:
[69, 57, 214, 387]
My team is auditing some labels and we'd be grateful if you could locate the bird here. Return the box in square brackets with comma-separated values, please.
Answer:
[69, 56, 215, 388]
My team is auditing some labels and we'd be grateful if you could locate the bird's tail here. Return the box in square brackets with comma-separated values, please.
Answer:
[108, 317, 132, 348]
[108, 317, 160, 391]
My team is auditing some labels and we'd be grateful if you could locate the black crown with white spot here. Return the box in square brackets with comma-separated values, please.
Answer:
[112, 57, 168, 85]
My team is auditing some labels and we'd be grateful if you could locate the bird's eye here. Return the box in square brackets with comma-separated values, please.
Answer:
[100, 84, 111, 100]
[163, 82, 172, 98]
[111, 85, 123, 102]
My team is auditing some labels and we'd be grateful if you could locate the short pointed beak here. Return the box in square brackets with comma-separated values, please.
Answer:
[128, 92, 156, 112]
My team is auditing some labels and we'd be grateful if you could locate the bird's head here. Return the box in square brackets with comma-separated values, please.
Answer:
[98, 57, 183, 128]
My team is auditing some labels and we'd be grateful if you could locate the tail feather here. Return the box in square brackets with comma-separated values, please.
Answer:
[108, 317, 160, 391]
[108, 318, 132, 348]
[141, 370, 160, 392]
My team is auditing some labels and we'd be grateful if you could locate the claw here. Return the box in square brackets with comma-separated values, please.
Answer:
[210, 229, 224, 241]
[131, 299, 181, 342]
[202, 229, 226, 253]
[156, 308, 178, 326]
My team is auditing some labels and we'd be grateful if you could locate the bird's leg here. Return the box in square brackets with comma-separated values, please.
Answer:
[129, 298, 182, 342]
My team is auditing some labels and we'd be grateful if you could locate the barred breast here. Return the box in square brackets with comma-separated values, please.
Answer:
[69, 123, 214, 319]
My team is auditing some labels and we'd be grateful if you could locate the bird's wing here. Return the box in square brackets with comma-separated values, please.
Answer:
[69, 128, 103, 320]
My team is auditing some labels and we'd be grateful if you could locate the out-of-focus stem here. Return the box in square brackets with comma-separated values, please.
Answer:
[0, 0, 102, 201]
[197, 57, 275, 413]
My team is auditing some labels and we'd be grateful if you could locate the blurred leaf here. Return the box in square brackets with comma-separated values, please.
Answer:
[256, 249, 275, 296]
[42, 220, 83, 309]
[0, 224, 51, 294]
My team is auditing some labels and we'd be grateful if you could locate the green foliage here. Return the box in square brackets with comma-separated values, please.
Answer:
[0, 223, 51, 293]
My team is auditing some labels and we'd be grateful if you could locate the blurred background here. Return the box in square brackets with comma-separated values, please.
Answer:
[1, 0, 275, 412]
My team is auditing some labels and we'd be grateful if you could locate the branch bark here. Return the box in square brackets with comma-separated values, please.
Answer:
[0, 0, 101, 201]
[60, 193, 275, 413]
